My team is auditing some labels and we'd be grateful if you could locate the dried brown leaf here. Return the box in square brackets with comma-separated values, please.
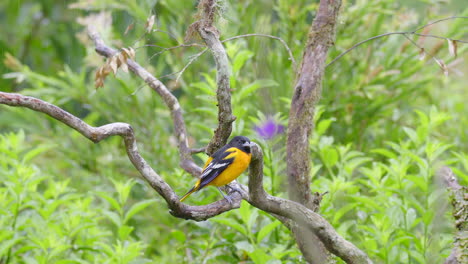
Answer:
[116, 54, 125, 66]
[95, 67, 103, 79]
[109, 56, 118, 74]
[418, 48, 426, 61]
[121, 48, 130, 60]
[145, 15, 155, 33]
[95, 67, 105, 89]
[3, 52, 23, 71]
[116, 54, 128, 73]
[124, 22, 134, 35]
[102, 65, 111, 76]
[120, 61, 129, 73]
[95, 78, 104, 89]
[434, 58, 448, 77]
[128, 47, 136, 59]
[447, 39, 457, 58]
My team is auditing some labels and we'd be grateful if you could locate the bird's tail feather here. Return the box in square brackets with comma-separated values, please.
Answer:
[180, 186, 197, 202]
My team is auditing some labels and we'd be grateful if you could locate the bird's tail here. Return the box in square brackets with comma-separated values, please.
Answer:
[179, 186, 197, 202]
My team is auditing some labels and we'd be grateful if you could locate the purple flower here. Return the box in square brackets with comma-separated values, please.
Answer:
[254, 118, 285, 140]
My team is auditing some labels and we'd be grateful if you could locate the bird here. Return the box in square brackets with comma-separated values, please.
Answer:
[179, 136, 253, 203]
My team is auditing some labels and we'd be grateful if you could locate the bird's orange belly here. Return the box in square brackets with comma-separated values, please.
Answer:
[208, 151, 251, 187]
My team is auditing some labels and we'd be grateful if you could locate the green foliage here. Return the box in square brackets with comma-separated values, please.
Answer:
[312, 107, 466, 263]
[0, 132, 153, 263]
[1, 0, 467, 263]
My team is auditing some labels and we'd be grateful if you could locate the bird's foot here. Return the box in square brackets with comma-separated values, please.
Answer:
[217, 187, 233, 204]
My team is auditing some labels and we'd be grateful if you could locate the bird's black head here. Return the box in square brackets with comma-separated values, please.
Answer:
[229, 136, 252, 153]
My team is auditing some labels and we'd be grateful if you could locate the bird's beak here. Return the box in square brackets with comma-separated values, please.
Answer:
[243, 141, 255, 147]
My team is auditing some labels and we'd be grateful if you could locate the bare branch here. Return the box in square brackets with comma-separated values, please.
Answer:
[247, 144, 372, 264]
[190, 147, 207, 154]
[326, 31, 407, 67]
[176, 48, 208, 83]
[194, 0, 235, 155]
[285, 1, 343, 261]
[0, 91, 243, 221]
[88, 27, 201, 177]
[288, 0, 342, 211]
[144, 43, 204, 62]
[0, 91, 372, 262]
[412, 16, 468, 32]
[411, 33, 468, 43]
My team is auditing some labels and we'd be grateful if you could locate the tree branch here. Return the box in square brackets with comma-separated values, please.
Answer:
[287, 0, 342, 210]
[0, 91, 245, 221]
[193, 0, 235, 155]
[0, 91, 373, 263]
[285, 1, 343, 262]
[247, 144, 372, 264]
[88, 27, 201, 177]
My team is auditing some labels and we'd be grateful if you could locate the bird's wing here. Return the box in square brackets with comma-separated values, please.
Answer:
[198, 147, 237, 189]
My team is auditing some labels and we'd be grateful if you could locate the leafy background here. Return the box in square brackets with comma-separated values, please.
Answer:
[0, 0, 467, 263]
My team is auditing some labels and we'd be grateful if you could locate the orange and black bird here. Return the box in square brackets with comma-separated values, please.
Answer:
[179, 136, 253, 203]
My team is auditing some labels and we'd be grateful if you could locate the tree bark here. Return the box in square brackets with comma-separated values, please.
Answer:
[286, 1, 342, 262]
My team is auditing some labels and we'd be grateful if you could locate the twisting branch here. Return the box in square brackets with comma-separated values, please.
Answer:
[88, 27, 201, 177]
[192, 0, 235, 155]
[0, 91, 373, 263]
[247, 144, 372, 264]
[0, 91, 243, 221]
[326, 16, 468, 67]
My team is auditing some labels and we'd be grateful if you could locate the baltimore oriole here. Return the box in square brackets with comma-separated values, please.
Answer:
[179, 136, 253, 203]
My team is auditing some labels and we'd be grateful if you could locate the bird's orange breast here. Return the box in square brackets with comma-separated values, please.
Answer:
[208, 148, 251, 187]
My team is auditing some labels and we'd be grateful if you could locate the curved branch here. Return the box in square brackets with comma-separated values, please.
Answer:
[194, 0, 235, 155]
[0, 91, 242, 221]
[247, 144, 372, 264]
[0, 92, 372, 262]
[88, 28, 202, 177]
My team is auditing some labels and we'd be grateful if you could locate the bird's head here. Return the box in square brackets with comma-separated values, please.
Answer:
[229, 136, 253, 154]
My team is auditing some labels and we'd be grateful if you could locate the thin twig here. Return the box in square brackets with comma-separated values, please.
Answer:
[412, 16, 468, 32]
[153, 29, 181, 44]
[190, 147, 207, 154]
[222, 33, 297, 71]
[327, 16, 468, 67]
[326, 32, 407, 67]
[411, 33, 468, 43]
[142, 43, 204, 62]
[176, 48, 209, 83]
[401, 34, 445, 68]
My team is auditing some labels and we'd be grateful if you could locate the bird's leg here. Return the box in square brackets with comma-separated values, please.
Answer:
[225, 184, 244, 195]
[217, 187, 233, 204]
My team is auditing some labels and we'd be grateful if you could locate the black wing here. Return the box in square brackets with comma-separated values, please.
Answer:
[198, 146, 235, 189]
